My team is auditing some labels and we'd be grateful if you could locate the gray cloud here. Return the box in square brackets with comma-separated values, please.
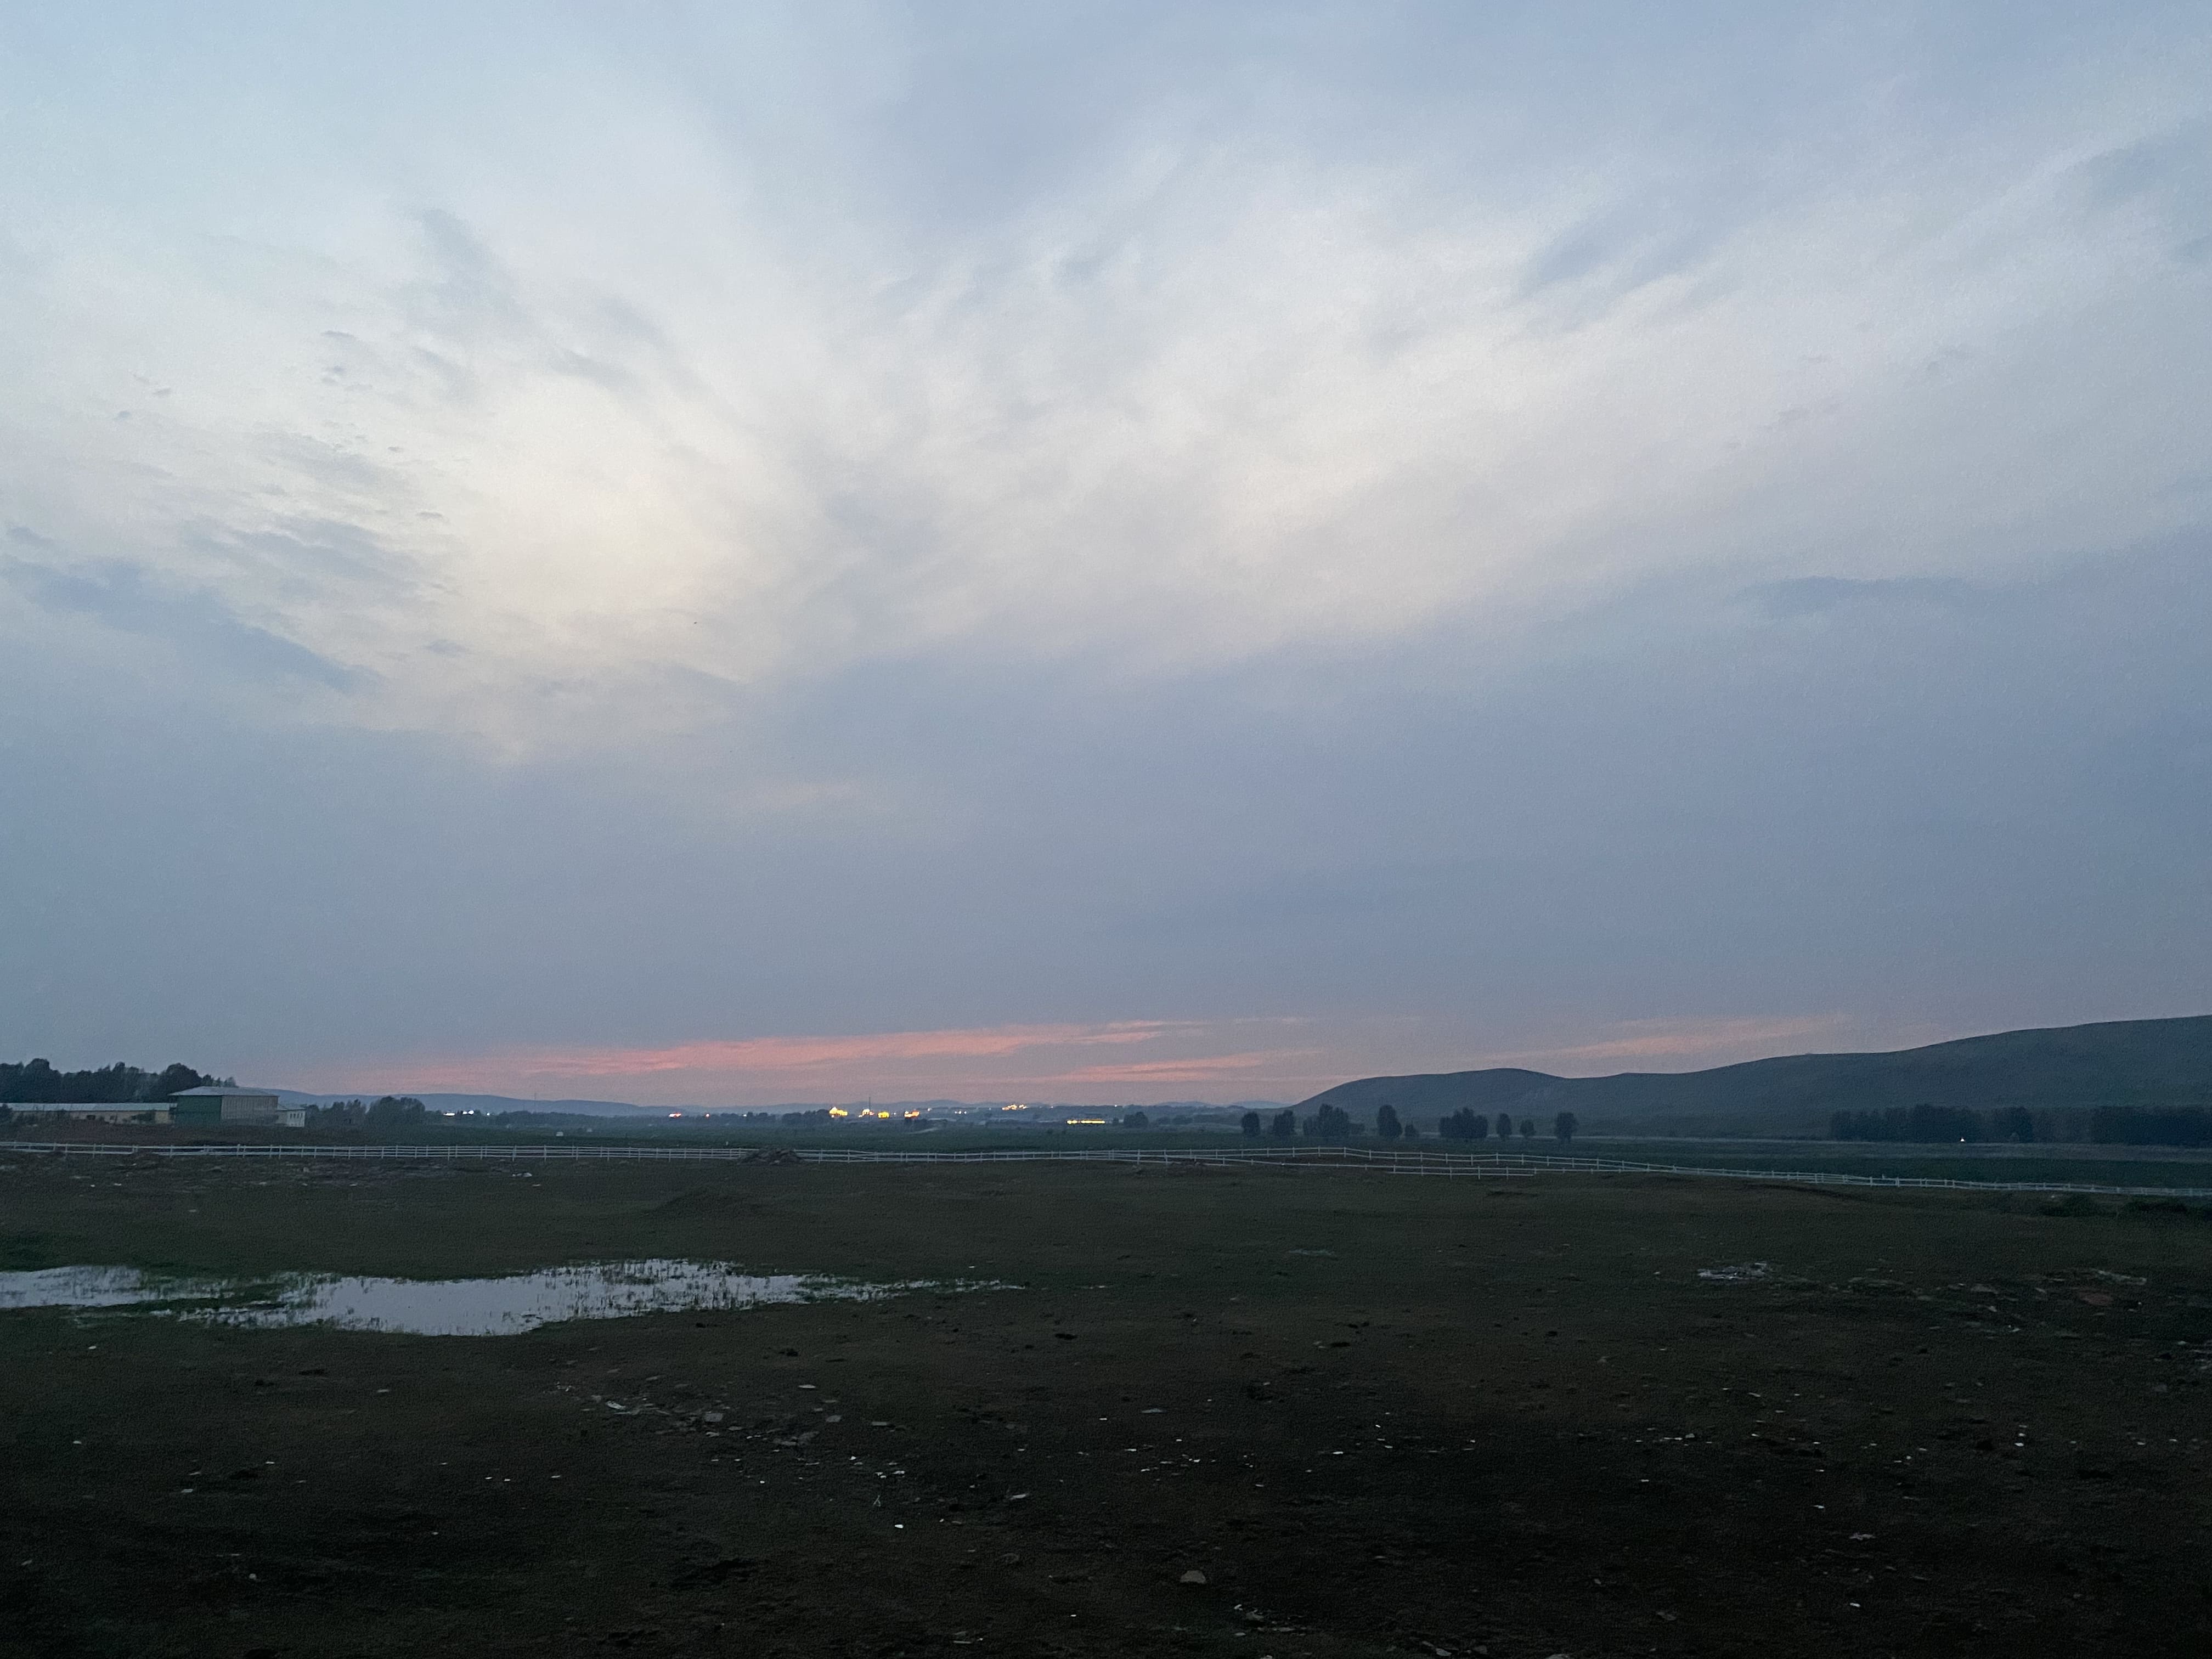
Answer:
[1742, 575, 1985, 618]
[1, 4, 2209, 1097]
[2, 552, 366, 690]
[7, 533, 2208, 1087]
[2078, 122, 2212, 261]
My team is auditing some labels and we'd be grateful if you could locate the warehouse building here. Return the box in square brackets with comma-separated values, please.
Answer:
[171, 1087, 306, 1127]
[2, 1102, 172, 1125]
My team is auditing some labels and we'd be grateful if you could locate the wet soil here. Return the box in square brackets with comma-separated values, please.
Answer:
[2, 1155, 2208, 1657]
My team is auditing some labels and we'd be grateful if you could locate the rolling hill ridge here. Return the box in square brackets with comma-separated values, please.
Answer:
[1298, 1015, 2212, 1134]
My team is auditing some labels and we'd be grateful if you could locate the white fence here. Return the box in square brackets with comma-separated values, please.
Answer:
[5, 1140, 2210, 1199]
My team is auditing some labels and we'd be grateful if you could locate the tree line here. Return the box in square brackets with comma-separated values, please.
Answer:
[1237, 1105, 1578, 1143]
[0, 1059, 229, 1103]
[306, 1097, 429, 1132]
[1832, 1103, 2212, 1147]
[1437, 1108, 1577, 1143]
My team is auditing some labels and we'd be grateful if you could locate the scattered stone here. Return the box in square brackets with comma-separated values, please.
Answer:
[1697, 1262, 1771, 1283]
[1180, 1568, 1208, 1585]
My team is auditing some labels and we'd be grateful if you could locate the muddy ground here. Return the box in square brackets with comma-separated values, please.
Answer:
[2, 1154, 2209, 1657]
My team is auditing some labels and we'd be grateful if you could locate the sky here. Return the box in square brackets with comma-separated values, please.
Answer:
[2, 2, 2209, 1105]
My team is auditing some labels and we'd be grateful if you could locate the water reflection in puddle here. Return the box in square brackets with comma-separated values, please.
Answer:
[0, 1260, 998, 1336]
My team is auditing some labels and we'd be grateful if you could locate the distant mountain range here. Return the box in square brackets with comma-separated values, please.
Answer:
[1298, 1015, 2212, 1134]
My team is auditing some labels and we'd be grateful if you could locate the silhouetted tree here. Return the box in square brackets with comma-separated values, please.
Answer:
[1304, 1103, 1355, 1141]
[1122, 1110, 1150, 1129]
[2089, 1104, 2212, 1146]
[1518, 1118, 1535, 1140]
[1553, 1110, 1577, 1143]
[1270, 1108, 1296, 1140]
[311, 1099, 365, 1130]
[148, 1063, 218, 1101]
[1, 1059, 59, 1099]
[1376, 1103, 1402, 1141]
[1240, 1110, 1262, 1137]
[364, 1096, 427, 1134]
[0, 1058, 225, 1103]
[1911, 1102, 1980, 1142]
[1495, 1111, 1514, 1141]
[1991, 1105, 2035, 1143]
[1438, 1107, 1489, 1141]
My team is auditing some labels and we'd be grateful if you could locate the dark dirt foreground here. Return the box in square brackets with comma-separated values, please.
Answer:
[2, 1154, 2209, 1658]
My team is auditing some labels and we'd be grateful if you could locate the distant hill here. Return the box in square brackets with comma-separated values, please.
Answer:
[1299, 1015, 2212, 1134]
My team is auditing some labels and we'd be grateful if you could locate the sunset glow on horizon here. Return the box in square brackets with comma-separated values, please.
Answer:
[286, 1010, 1948, 1106]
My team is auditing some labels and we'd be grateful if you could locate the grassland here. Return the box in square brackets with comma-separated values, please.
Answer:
[3, 1151, 2210, 1657]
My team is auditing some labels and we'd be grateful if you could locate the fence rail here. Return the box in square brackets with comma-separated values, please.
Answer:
[5, 1140, 2210, 1200]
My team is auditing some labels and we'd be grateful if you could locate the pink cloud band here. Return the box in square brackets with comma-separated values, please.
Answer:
[507, 1020, 1187, 1078]
[296, 1018, 1329, 1102]
[287, 1009, 1884, 1107]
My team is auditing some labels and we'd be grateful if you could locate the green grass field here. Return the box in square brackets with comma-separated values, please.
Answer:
[4, 1151, 2210, 1657]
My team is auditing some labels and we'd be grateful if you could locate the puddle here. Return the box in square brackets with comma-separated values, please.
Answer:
[0, 1260, 1001, 1336]
[1696, 1261, 1773, 1283]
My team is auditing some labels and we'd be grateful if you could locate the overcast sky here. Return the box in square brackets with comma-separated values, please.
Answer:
[3, 3, 2208, 1104]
